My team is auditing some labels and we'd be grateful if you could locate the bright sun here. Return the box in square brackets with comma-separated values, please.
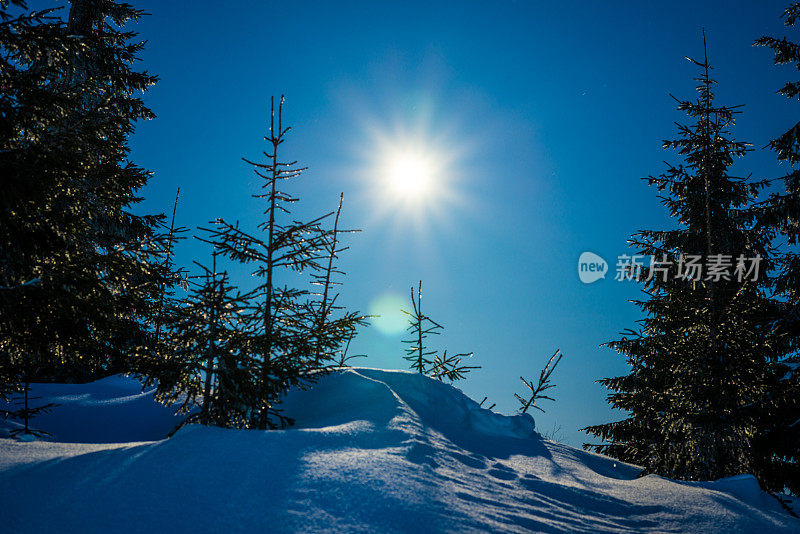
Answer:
[354, 116, 468, 231]
[387, 154, 433, 198]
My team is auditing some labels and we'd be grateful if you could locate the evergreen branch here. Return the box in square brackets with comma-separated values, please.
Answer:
[516, 350, 563, 414]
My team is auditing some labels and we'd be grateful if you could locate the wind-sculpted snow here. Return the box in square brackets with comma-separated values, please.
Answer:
[0, 368, 797, 533]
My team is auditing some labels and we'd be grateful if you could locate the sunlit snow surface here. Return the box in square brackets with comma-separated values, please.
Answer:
[0, 368, 797, 533]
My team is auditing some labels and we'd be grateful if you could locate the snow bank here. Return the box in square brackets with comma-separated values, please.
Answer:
[0, 368, 797, 533]
[283, 368, 536, 440]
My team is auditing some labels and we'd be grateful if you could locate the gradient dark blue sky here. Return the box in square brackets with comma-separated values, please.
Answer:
[125, 0, 794, 445]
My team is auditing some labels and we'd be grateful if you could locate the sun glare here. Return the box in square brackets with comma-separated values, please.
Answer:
[349, 106, 473, 235]
[387, 154, 433, 197]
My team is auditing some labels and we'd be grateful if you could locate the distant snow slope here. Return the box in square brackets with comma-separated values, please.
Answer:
[0, 375, 185, 443]
[0, 368, 797, 533]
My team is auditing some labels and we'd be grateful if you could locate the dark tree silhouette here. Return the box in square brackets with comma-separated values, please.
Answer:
[584, 35, 785, 486]
[152, 252, 256, 430]
[4, 361, 58, 440]
[308, 193, 368, 369]
[753, 3, 800, 496]
[0, 0, 171, 399]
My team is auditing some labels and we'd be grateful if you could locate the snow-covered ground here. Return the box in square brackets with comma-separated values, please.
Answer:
[0, 368, 797, 533]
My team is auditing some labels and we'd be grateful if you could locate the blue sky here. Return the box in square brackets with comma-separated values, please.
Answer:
[126, 0, 795, 445]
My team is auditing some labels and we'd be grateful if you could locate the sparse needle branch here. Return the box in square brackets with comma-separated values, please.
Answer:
[429, 351, 480, 382]
[515, 350, 563, 414]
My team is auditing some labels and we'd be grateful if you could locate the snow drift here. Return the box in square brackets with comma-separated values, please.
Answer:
[0, 368, 797, 533]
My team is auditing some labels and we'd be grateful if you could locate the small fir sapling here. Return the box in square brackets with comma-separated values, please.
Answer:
[402, 280, 478, 381]
[201, 96, 362, 429]
[5, 364, 58, 440]
[154, 187, 190, 345]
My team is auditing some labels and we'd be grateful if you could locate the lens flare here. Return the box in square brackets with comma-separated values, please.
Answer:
[368, 292, 409, 336]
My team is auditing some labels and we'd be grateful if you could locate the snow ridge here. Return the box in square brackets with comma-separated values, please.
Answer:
[0, 368, 797, 533]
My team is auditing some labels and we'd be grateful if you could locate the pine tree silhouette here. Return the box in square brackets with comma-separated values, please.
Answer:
[753, 4, 800, 495]
[6, 363, 58, 440]
[202, 96, 353, 429]
[308, 193, 368, 369]
[584, 33, 783, 484]
[0, 0, 171, 394]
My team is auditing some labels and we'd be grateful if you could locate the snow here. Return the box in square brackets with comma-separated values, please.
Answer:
[0, 368, 797, 533]
[0, 375, 186, 443]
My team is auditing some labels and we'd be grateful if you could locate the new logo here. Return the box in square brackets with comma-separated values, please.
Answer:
[578, 252, 607, 284]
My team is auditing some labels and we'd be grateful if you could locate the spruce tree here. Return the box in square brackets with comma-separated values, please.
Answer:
[202, 96, 335, 429]
[0, 0, 168, 392]
[135, 188, 190, 385]
[584, 36, 784, 484]
[402, 281, 439, 374]
[754, 4, 800, 495]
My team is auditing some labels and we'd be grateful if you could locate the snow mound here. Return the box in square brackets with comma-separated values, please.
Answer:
[0, 368, 797, 533]
[283, 368, 536, 440]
